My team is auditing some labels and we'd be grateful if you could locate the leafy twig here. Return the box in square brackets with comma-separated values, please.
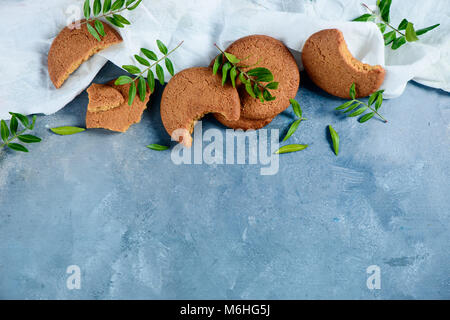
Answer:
[1, 113, 41, 153]
[82, 0, 143, 41]
[115, 40, 184, 105]
[213, 44, 278, 102]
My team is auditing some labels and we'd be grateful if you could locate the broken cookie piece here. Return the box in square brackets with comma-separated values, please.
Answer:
[87, 83, 124, 113]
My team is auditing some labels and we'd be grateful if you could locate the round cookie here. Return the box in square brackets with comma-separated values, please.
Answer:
[48, 20, 122, 89]
[214, 114, 273, 130]
[302, 29, 385, 99]
[216, 35, 300, 120]
[160, 67, 241, 147]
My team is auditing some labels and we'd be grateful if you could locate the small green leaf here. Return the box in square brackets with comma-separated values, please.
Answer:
[127, 0, 142, 10]
[17, 134, 41, 143]
[50, 126, 85, 135]
[416, 24, 440, 36]
[111, 0, 125, 11]
[368, 90, 381, 106]
[229, 66, 237, 88]
[359, 112, 375, 123]
[378, 0, 392, 23]
[245, 82, 256, 98]
[348, 106, 368, 117]
[328, 125, 339, 156]
[93, 0, 102, 16]
[263, 89, 275, 101]
[375, 93, 383, 110]
[138, 76, 146, 102]
[105, 16, 124, 28]
[122, 65, 141, 74]
[377, 23, 387, 33]
[349, 83, 356, 100]
[384, 31, 396, 45]
[83, 0, 91, 19]
[30, 115, 37, 130]
[1, 120, 9, 142]
[147, 70, 155, 93]
[247, 67, 273, 82]
[126, 0, 136, 5]
[289, 99, 302, 118]
[405, 22, 419, 42]
[128, 81, 136, 105]
[275, 144, 308, 154]
[8, 143, 28, 152]
[9, 116, 18, 135]
[224, 52, 240, 64]
[113, 14, 130, 25]
[221, 62, 232, 86]
[155, 64, 165, 85]
[7, 112, 29, 129]
[391, 36, 406, 50]
[156, 40, 168, 55]
[398, 19, 408, 30]
[103, 0, 112, 13]
[86, 22, 101, 41]
[335, 100, 354, 111]
[134, 54, 150, 66]
[165, 58, 174, 76]
[265, 82, 279, 90]
[94, 20, 105, 37]
[147, 144, 169, 151]
[115, 75, 133, 85]
[282, 119, 302, 142]
[343, 102, 361, 113]
[239, 72, 249, 85]
[141, 48, 158, 61]
[254, 84, 263, 102]
[213, 54, 223, 76]
[353, 14, 375, 22]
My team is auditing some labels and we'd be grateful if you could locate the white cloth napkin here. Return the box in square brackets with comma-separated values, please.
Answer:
[0, 0, 448, 119]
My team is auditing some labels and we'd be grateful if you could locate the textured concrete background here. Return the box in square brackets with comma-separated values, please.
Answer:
[0, 62, 449, 299]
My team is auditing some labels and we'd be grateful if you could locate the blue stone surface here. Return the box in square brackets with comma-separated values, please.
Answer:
[0, 62, 449, 299]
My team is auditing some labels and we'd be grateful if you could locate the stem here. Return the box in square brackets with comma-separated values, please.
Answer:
[359, 100, 388, 123]
[361, 3, 405, 37]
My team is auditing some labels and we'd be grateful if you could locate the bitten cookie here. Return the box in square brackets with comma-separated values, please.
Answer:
[302, 29, 385, 98]
[48, 20, 122, 89]
[160, 67, 241, 147]
[216, 35, 300, 120]
[87, 83, 124, 112]
[214, 114, 273, 130]
[86, 80, 150, 132]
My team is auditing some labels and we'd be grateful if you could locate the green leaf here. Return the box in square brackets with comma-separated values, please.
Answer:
[353, 14, 375, 22]
[103, 0, 112, 13]
[375, 93, 383, 110]
[359, 112, 375, 123]
[416, 24, 440, 36]
[265, 82, 279, 90]
[368, 90, 381, 106]
[128, 81, 136, 105]
[30, 115, 37, 130]
[115, 75, 133, 85]
[138, 76, 146, 102]
[141, 48, 158, 61]
[245, 82, 256, 98]
[126, 0, 136, 5]
[1, 120, 9, 142]
[111, 0, 125, 11]
[122, 65, 141, 74]
[50, 126, 85, 135]
[155, 64, 165, 85]
[263, 89, 275, 101]
[378, 0, 392, 23]
[239, 72, 249, 85]
[391, 36, 406, 50]
[147, 70, 155, 93]
[156, 40, 168, 55]
[134, 54, 149, 66]
[247, 67, 273, 82]
[335, 100, 354, 111]
[165, 58, 174, 76]
[383, 30, 396, 45]
[9, 116, 18, 136]
[343, 102, 361, 113]
[221, 62, 232, 86]
[113, 14, 130, 25]
[229, 66, 237, 88]
[289, 99, 302, 118]
[9, 112, 29, 128]
[398, 19, 408, 30]
[17, 134, 41, 143]
[328, 125, 339, 156]
[224, 52, 240, 64]
[83, 0, 91, 19]
[7, 143, 28, 152]
[254, 83, 263, 102]
[127, 0, 142, 10]
[282, 119, 302, 142]
[405, 22, 419, 42]
[93, 0, 102, 16]
[377, 23, 387, 33]
[212, 54, 223, 76]
[349, 83, 356, 100]
[147, 144, 169, 151]
[275, 144, 308, 154]
[348, 106, 368, 117]
[94, 20, 105, 37]
[105, 16, 124, 28]
[86, 22, 101, 41]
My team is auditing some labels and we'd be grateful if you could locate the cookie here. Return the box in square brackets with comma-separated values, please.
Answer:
[86, 80, 150, 132]
[48, 20, 122, 89]
[214, 35, 300, 120]
[302, 29, 385, 98]
[214, 114, 273, 130]
[160, 67, 241, 147]
[87, 83, 124, 112]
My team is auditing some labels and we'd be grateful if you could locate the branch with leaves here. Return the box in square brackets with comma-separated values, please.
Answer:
[1, 113, 41, 153]
[115, 40, 183, 105]
[353, 1, 439, 50]
[82, 0, 143, 41]
[335, 83, 387, 123]
[213, 44, 278, 102]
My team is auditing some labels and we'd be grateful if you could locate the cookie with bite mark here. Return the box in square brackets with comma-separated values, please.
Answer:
[87, 83, 124, 112]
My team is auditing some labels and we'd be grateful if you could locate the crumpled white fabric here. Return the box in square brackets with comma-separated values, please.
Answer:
[0, 0, 448, 119]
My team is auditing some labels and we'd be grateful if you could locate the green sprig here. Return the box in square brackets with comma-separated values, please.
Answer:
[115, 40, 184, 105]
[1, 113, 41, 153]
[213, 44, 278, 102]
